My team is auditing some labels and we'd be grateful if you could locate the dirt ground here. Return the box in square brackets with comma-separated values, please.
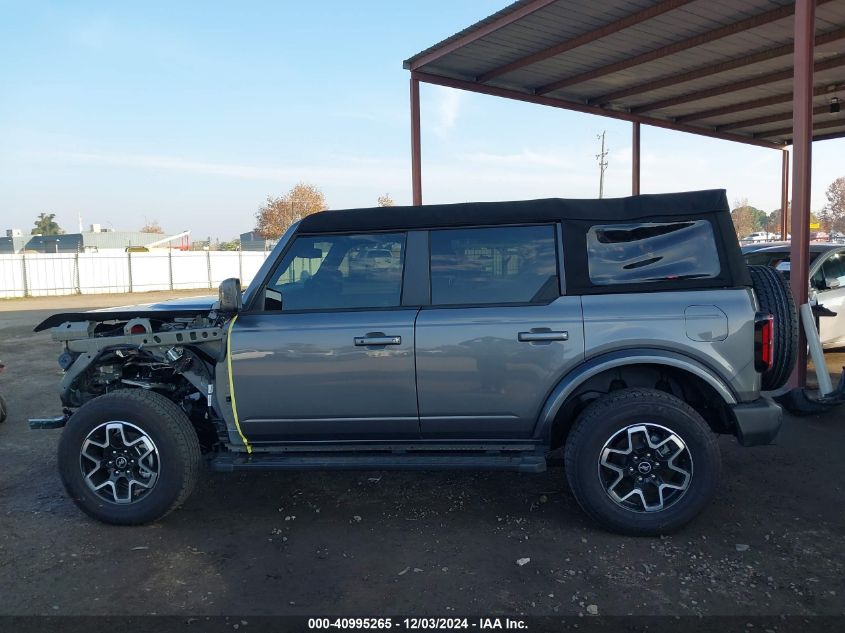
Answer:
[1, 291, 844, 617]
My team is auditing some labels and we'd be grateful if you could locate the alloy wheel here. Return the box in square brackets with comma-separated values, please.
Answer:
[598, 423, 693, 513]
[79, 421, 160, 504]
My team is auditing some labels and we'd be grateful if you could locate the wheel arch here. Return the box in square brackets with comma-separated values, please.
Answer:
[535, 349, 738, 449]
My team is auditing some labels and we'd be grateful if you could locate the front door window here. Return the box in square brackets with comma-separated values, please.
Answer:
[266, 233, 406, 311]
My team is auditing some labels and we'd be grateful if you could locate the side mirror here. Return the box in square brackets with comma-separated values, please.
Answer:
[218, 278, 242, 313]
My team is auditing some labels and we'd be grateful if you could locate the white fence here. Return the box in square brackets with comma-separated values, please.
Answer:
[0, 251, 271, 299]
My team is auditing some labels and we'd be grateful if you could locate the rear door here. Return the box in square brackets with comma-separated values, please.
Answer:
[230, 231, 421, 443]
[415, 224, 585, 439]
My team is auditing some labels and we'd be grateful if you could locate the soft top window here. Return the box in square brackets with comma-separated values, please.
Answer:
[587, 220, 720, 286]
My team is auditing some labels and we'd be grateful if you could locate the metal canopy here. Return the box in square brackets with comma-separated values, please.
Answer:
[404, 0, 845, 147]
[404, 0, 841, 389]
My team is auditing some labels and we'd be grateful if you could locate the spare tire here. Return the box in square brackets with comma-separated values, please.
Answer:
[748, 265, 798, 391]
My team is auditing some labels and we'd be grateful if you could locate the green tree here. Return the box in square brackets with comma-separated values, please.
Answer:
[218, 239, 241, 251]
[31, 212, 63, 236]
[750, 207, 768, 232]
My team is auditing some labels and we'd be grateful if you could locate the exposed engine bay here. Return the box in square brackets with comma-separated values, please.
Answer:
[51, 313, 229, 450]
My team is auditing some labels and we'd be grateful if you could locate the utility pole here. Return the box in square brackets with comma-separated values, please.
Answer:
[596, 131, 609, 199]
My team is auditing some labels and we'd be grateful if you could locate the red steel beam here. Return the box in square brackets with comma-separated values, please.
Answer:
[410, 79, 422, 206]
[632, 122, 641, 195]
[405, 0, 557, 71]
[477, 0, 695, 83]
[788, 0, 815, 390]
[589, 26, 845, 106]
[535, 1, 832, 96]
[632, 53, 845, 114]
[755, 118, 845, 139]
[717, 105, 830, 132]
[411, 71, 784, 150]
[780, 149, 789, 240]
[675, 84, 834, 123]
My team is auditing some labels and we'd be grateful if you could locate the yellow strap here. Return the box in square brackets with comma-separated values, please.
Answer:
[226, 314, 252, 453]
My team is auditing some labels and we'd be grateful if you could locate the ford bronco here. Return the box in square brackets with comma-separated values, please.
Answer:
[32, 190, 795, 535]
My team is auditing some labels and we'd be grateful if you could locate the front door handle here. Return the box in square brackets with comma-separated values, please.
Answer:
[518, 330, 568, 342]
[354, 335, 402, 346]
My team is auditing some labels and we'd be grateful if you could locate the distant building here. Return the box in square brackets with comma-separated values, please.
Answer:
[0, 230, 27, 254]
[0, 225, 187, 254]
[240, 231, 277, 252]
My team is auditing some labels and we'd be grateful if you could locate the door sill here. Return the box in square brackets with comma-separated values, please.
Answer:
[210, 451, 547, 473]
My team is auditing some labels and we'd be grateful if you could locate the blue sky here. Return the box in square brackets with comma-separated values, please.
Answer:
[1, 0, 843, 240]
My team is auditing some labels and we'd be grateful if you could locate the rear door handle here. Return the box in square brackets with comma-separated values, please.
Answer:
[354, 335, 402, 346]
[518, 330, 568, 342]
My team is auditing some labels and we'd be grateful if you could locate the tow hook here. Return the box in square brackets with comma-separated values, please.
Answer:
[29, 414, 70, 430]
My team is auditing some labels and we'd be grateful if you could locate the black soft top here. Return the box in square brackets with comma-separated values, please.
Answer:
[299, 189, 730, 233]
[298, 188, 751, 293]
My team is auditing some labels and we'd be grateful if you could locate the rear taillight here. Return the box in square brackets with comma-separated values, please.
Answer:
[754, 312, 774, 373]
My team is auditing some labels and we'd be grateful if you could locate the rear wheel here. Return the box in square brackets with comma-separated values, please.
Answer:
[748, 264, 798, 390]
[564, 388, 721, 536]
[58, 389, 201, 525]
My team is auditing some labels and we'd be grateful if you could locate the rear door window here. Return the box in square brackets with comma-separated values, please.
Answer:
[587, 220, 720, 285]
[429, 225, 559, 305]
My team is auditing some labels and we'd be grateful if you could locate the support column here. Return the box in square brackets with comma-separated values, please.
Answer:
[632, 122, 641, 196]
[788, 0, 815, 389]
[780, 149, 789, 240]
[410, 78, 422, 206]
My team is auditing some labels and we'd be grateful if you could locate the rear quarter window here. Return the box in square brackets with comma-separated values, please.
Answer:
[587, 220, 720, 285]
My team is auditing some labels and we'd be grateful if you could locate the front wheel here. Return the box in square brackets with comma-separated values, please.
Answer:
[564, 388, 721, 536]
[58, 389, 201, 525]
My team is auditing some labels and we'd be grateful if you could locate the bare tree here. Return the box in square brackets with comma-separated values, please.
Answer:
[141, 220, 165, 234]
[377, 193, 395, 207]
[730, 198, 757, 238]
[255, 183, 328, 239]
[819, 176, 845, 234]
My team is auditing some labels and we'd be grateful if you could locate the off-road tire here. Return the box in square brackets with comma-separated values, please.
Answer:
[748, 264, 798, 391]
[564, 388, 721, 536]
[58, 389, 201, 525]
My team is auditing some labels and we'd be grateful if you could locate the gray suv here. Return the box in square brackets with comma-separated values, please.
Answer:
[33, 190, 792, 535]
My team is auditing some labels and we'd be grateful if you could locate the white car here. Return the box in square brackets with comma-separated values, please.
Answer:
[743, 243, 845, 348]
[743, 231, 779, 243]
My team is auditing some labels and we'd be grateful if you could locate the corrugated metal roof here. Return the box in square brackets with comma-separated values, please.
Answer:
[0, 236, 27, 254]
[405, 0, 845, 146]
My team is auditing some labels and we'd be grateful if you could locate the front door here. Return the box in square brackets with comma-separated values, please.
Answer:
[414, 224, 585, 439]
[229, 232, 419, 443]
[813, 249, 845, 347]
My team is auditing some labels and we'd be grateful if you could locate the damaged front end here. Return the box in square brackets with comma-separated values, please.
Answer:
[32, 306, 233, 452]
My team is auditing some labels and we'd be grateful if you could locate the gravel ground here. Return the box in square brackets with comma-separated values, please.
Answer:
[1, 292, 844, 617]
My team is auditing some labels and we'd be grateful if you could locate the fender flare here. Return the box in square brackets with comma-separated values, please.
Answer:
[533, 348, 738, 440]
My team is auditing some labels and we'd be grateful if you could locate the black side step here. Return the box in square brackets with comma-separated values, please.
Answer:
[210, 453, 547, 473]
